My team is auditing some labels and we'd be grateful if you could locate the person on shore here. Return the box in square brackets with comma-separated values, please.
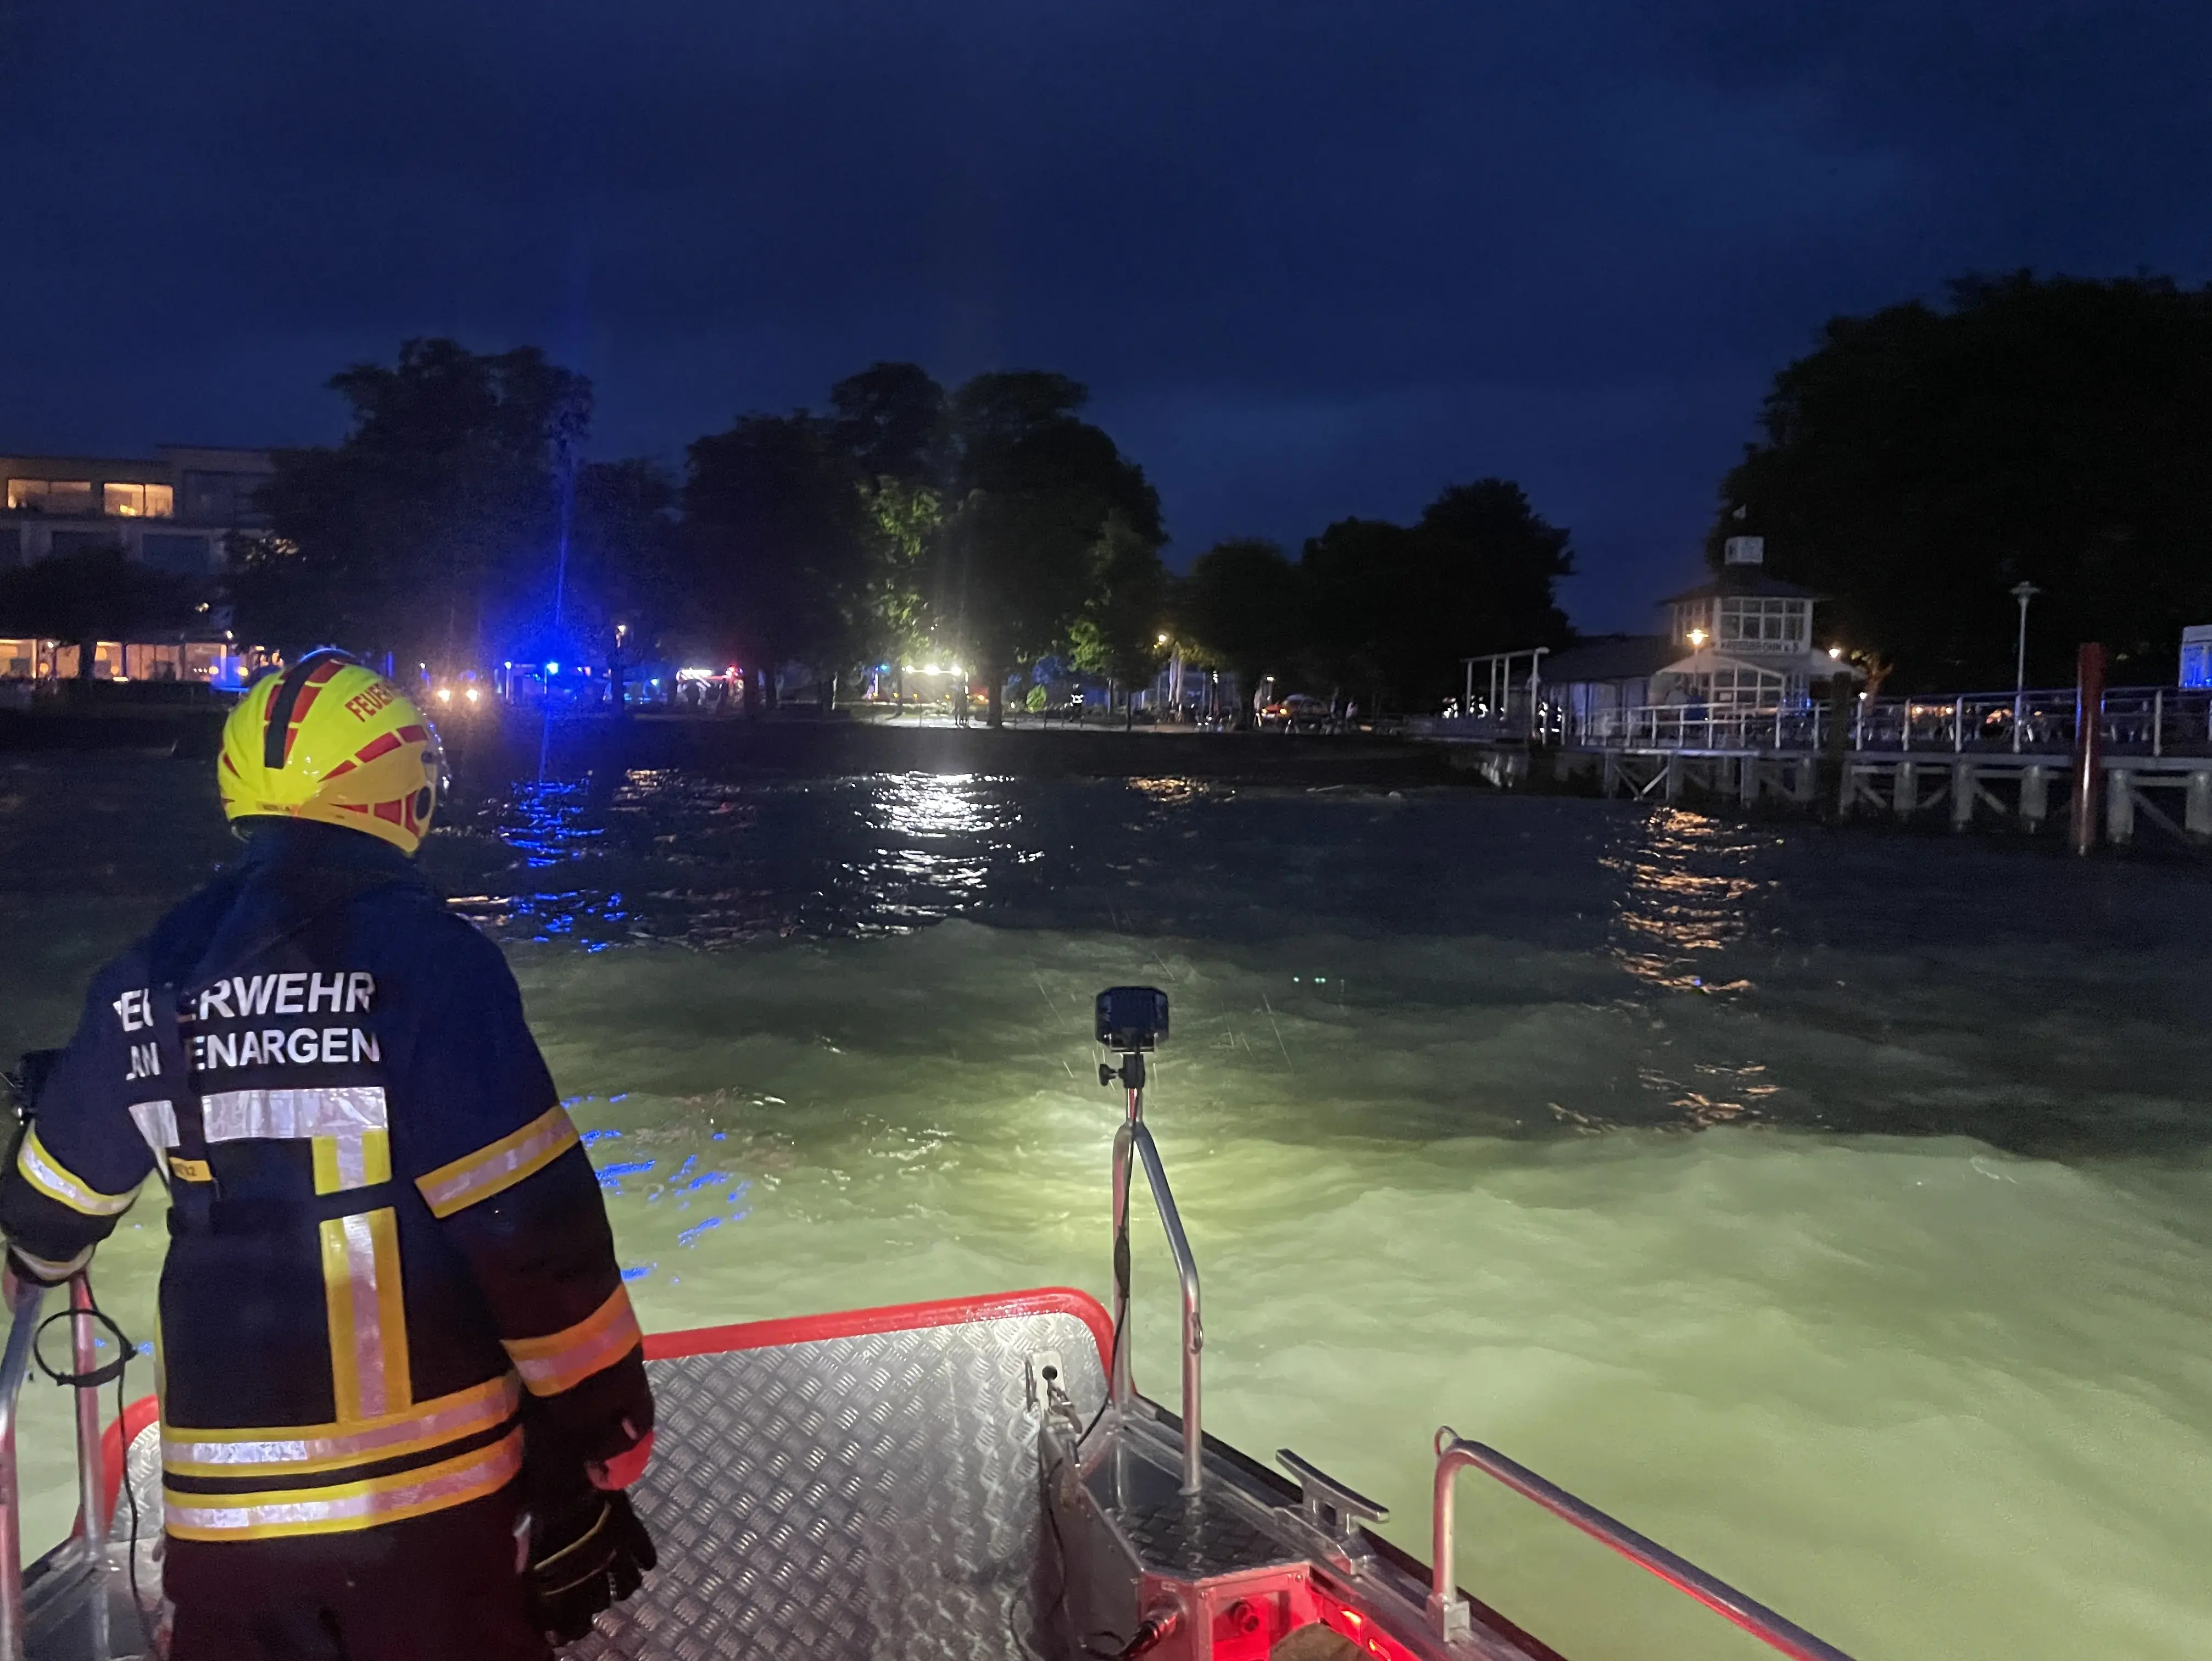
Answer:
[0, 651, 655, 1660]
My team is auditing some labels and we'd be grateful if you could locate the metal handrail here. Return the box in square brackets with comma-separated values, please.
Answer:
[1427, 1429, 1858, 1661]
[69, 1277, 110, 1553]
[1567, 684, 2212, 758]
[65, 1274, 112, 1661]
[1109, 1114, 1205, 1495]
[1133, 1123, 1202, 1493]
[0, 1275, 48, 1661]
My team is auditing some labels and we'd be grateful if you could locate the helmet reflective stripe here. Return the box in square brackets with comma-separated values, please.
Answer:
[262, 651, 356, 772]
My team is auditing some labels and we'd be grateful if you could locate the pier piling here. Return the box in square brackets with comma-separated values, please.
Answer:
[2071, 644, 2107, 856]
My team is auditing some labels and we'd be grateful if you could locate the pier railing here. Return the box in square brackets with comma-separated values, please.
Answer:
[1568, 685, 2212, 756]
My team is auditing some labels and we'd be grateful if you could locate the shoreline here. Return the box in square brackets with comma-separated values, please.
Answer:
[0, 706, 1459, 788]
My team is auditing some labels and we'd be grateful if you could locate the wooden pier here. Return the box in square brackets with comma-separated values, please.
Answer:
[1425, 684, 2212, 849]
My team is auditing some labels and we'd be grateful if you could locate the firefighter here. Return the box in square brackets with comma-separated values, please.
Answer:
[0, 651, 656, 1660]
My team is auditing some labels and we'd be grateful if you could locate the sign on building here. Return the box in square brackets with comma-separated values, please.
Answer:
[2181, 624, 2212, 689]
[1723, 536, 1765, 565]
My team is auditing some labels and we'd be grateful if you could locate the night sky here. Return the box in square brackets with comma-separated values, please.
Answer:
[4, 3, 2208, 630]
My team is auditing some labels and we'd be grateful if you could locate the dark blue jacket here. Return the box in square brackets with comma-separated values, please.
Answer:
[0, 822, 651, 1543]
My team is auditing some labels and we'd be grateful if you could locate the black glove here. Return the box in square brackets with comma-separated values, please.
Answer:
[2, 1051, 62, 1119]
[526, 1488, 658, 1643]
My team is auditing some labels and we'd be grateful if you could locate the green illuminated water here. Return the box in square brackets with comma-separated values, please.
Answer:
[2, 755, 2209, 1660]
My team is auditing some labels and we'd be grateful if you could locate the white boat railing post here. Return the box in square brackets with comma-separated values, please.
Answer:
[1109, 1116, 1135, 1411]
[1130, 1125, 1202, 1495]
[70, 1275, 112, 1551]
[66, 1274, 112, 1659]
[0, 1275, 49, 1661]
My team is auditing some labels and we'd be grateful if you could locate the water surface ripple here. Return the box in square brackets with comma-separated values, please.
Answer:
[2, 756, 2208, 1661]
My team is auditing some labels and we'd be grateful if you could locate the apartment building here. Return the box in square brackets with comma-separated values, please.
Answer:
[0, 443, 274, 577]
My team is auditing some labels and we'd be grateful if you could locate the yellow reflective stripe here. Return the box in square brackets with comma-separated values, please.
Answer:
[319, 1216, 358, 1416]
[369, 1207, 409, 1410]
[502, 1286, 642, 1397]
[16, 1126, 136, 1217]
[163, 1426, 523, 1542]
[415, 1105, 579, 1219]
[163, 1373, 522, 1479]
[319, 1208, 411, 1422]
[310, 1128, 391, 1195]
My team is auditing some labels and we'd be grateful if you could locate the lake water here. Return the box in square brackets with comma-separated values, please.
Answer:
[2, 753, 2209, 1660]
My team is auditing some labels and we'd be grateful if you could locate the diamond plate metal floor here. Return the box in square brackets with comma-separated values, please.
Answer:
[571, 1308, 1107, 1661]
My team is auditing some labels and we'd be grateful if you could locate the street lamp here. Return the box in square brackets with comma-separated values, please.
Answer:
[2010, 581, 2039, 753]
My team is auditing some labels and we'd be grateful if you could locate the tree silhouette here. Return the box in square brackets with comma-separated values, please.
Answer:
[1714, 272, 2212, 688]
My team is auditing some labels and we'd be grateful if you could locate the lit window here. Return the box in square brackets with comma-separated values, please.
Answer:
[1715, 597, 1808, 650]
[7, 479, 95, 514]
[105, 482, 174, 518]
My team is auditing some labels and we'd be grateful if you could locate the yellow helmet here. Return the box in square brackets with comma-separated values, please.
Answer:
[219, 651, 447, 857]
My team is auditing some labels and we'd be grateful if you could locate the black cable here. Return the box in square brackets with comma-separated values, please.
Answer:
[1076, 1227, 1129, 1455]
[1077, 1314, 1123, 1451]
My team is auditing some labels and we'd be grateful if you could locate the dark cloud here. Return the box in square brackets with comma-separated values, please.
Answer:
[3, 1, 2207, 628]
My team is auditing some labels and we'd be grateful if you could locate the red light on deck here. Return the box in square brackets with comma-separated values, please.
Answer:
[1316, 1597, 1416, 1661]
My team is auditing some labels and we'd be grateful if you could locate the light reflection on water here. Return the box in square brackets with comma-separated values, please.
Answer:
[416, 767, 2212, 1157]
[439, 771, 1040, 945]
[1603, 806, 1773, 995]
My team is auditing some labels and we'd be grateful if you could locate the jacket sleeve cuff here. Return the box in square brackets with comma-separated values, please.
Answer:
[527, 1347, 655, 1468]
[6, 1241, 91, 1287]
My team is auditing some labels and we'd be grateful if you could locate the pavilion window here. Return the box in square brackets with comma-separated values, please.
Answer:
[104, 482, 175, 518]
[1717, 598, 1808, 649]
